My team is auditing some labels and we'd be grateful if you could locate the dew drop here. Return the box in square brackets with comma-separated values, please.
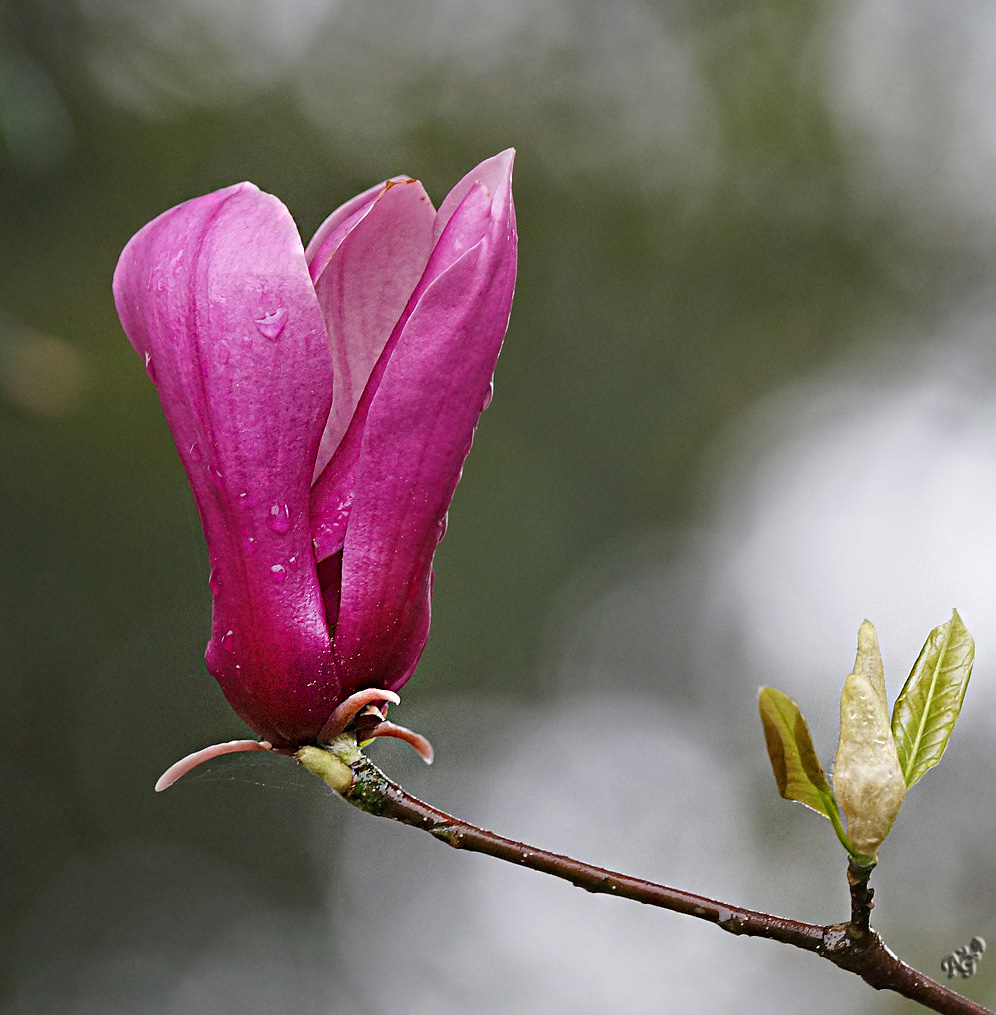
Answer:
[481, 381, 494, 411]
[268, 503, 291, 533]
[216, 341, 231, 364]
[270, 564, 287, 583]
[208, 567, 221, 597]
[221, 629, 235, 653]
[255, 308, 288, 341]
[144, 351, 157, 383]
[188, 441, 202, 462]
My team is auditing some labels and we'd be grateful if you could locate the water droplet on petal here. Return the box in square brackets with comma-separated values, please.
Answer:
[481, 381, 494, 411]
[221, 629, 235, 653]
[268, 502, 291, 533]
[270, 564, 286, 582]
[255, 308, 288, 341]
[216, 341, 231, 365]
[144, 351, 157, 383]
[189, 441, 202, 462]
[209, 568, 221, 597]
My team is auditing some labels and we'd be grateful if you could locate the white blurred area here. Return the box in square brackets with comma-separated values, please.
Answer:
[823, 0, 996, 227]
[74, 0, 340, 109]
[703, 301, 996, 719]
[293, 0, 719, 191]
[65, 0, 996, 218]
[72, 0, 718, 191]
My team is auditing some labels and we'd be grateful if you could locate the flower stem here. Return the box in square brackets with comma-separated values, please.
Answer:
[298, 742, 992, 1015]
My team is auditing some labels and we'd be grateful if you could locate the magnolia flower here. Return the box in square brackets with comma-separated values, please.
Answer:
[114, 151, 516, 787]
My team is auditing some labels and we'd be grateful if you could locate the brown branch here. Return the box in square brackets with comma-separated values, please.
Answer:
[297, 744, 992, 1015]
[847, 860, 875, 935]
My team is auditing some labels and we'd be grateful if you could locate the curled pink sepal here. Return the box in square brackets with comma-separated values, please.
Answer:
[155, 689, 432, 790]
[318, 686, 401, 741]
[155, 739, 274, 792]
[362, 720, 434, 765]
[322, 688, 435, 764]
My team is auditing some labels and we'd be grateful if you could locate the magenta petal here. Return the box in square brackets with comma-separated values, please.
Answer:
[331, 152, 517, 692]
[113, 184, 339, 746]
[309, 177, 437, 478]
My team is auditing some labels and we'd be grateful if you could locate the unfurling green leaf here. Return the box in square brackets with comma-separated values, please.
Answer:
[758, 687, 840, 822]
[891, 610, 975, 788]
[833, 672, 906, 858]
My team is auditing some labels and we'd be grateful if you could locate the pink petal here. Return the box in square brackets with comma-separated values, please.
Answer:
[330, 151, 517, 692]
[113, 184, 339, 747]
[304, 176, 408, 266]
[309, 177, 437, 480]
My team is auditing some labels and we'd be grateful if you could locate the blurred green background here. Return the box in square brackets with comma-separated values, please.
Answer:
[4, 1, 996, 1012]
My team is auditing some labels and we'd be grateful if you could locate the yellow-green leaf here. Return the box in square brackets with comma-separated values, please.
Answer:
[758, 687, 839, 821]
[891, 610, 975, 788]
